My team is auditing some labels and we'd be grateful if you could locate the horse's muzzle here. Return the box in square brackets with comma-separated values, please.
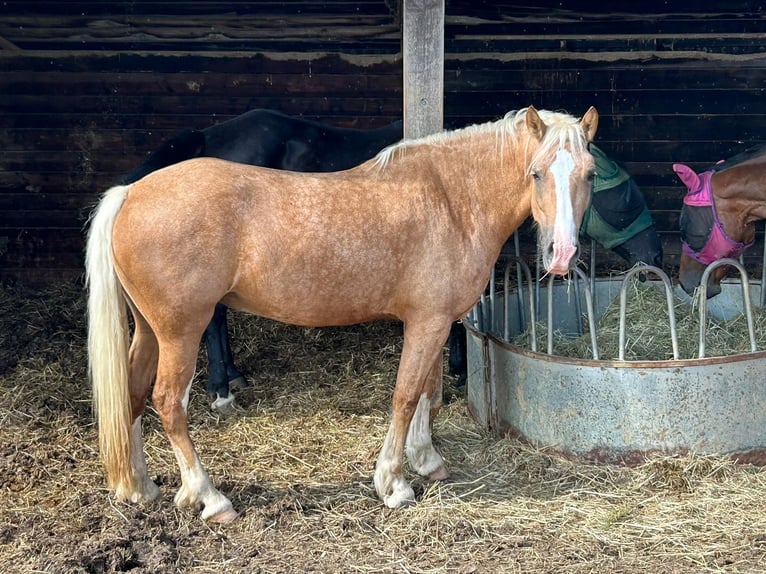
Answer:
[545, 240, 579, 276]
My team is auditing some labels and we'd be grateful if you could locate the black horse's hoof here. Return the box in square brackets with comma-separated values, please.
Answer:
[210, 393, 238, 416]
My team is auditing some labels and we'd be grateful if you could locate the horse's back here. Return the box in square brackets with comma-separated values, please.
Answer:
[112, 156, 474, 326]
[115, 156, 380, 273]
[119, 158, 282, 232]
[203, 109, 402, 172]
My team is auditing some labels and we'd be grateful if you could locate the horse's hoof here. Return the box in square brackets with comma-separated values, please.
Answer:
[383, 494, 416, 509]
[207, 506, 239, 524]
[429, 466, 450, 482]
[228, 375, 248, 390]
[382, 483, 416, 509]
[210, 393, 237, 416]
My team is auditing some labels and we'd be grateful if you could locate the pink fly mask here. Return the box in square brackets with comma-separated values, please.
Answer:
[674, 163, 752, 265]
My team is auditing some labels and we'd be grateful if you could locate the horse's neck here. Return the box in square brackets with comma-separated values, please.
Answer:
[369, 134, 530, 281]
[414, 134, 532, 240]
[718, 160, 766, 223]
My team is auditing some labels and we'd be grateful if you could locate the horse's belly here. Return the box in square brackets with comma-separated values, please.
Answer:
[221, 285, 396, 328]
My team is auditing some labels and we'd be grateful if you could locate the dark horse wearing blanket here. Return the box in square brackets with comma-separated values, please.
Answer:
[86, 106, 599, 521]
[121, 109, 403, 412]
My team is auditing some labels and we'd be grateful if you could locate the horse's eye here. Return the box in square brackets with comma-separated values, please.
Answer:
[531, 170, 542, 181]
[587, 170, 596, 182]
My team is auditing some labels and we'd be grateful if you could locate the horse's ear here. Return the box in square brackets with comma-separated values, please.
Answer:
[525, 106, 546, 142]
[673, 163, 701, 191]
[580, 107, 599, 143]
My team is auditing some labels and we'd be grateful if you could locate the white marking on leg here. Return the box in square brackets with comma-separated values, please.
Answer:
[181, 377, 193, 412]
[374, 422, 415, 508]
[210, 392, 236, 413]
[171, 375, 236, 520]
[171, 443, 235, 520]
[117, 416, 160, 503]
[406, 393, 446, 478]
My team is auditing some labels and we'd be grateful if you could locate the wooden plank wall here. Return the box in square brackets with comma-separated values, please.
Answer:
[1, 1, 765, 285]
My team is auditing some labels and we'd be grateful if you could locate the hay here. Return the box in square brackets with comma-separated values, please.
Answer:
[512, 278, 766, 360]
[3, 279, 766, 573]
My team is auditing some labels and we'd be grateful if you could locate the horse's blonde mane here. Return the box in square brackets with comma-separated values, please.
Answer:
[373, 108, 589, 172]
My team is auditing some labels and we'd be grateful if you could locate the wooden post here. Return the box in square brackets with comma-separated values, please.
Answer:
[402, 0, 445, 139]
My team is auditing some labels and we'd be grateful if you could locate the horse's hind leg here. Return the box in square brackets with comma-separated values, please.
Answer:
[121, 308, 161, 503]
[203, 304, 242, 415]
[154, 335, 237, 522]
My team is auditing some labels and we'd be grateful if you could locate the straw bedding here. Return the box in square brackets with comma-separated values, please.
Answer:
[2, 279, 766, 573]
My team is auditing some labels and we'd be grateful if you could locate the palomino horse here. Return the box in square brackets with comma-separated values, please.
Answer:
[121, 109, 403, 410]
[86, 105, 599, 522]
[675, 144, 766, 297]
[124, 112, 655, 401]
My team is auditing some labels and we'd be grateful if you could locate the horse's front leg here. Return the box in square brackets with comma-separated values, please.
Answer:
[374, 320, 450, 508]
[406, 351, 449, 481]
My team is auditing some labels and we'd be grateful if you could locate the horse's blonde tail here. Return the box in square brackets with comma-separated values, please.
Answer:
[85, 184, 135, 497]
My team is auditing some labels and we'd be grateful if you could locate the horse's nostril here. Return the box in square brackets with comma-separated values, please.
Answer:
[546, 244, 555, 259]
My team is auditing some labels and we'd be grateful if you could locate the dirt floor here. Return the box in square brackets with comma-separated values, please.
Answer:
[2, 279, 766, 573]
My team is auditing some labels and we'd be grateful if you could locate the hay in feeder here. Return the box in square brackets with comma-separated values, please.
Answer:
[512, 279, 766, 360]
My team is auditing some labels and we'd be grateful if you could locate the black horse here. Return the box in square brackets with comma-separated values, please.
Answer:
[121, 109, 403, 411]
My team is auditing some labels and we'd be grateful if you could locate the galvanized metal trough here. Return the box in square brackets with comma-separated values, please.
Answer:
[464, 259, 766, 465]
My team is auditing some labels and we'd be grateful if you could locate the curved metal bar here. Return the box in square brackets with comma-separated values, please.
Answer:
[698, 258, 756, 358]
[573, 271, 583, 336]
[760, 234, 766, 308]
[467, 305, 477, 329]
[535, 250, 542, 321]
[479, 292, 489, 333]
[573, 267, 599, 360]
[618, 265, 679, 361]
[502, 258, 536, 352]
[544, 269, 598, 358]
[513, 231, 527, 334]
[488, 265, 496, 334]
[590, 238, 597, 297]
[547, 274, 555, 355]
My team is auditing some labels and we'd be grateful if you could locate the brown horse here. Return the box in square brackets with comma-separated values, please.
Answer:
[675, 145, 766, 297]
[86, 105, 598, 522]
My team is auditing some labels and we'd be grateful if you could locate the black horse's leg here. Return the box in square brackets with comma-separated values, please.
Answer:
[447, 321, 467, 388]
[218, 305, 247, 390]
[203, 303, 243, 413]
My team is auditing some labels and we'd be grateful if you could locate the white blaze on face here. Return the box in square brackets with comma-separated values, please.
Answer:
[548, 148, 578, 274]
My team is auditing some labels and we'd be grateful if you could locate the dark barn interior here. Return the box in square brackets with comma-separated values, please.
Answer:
[1, 1, 765, 285]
